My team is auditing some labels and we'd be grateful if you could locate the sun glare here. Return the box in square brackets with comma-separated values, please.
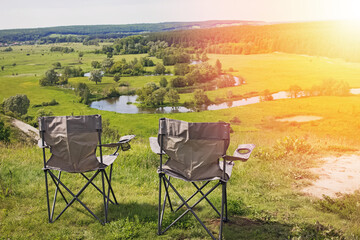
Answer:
[337, 0, 360, 21]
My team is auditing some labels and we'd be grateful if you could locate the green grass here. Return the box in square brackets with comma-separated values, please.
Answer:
[1, 43, 360, 239]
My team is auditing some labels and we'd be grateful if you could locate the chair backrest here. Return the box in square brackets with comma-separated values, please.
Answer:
[158, 118, 230, 181]
[39, 115, 102, 173]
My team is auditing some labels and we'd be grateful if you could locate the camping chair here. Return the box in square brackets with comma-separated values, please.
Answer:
[38, 115, 135, 224]
[149, 118, 255, 240]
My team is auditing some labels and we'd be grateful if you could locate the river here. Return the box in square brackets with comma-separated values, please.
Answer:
[90, 89, 360, 114]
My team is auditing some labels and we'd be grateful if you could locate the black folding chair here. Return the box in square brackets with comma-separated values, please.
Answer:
[38, 115, 134, 224]
[150, 118, 254, 240]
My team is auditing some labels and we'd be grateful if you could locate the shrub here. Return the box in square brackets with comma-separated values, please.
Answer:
[36, 108, 53, 117]
[3, 94, 30, 116]
[0, 119, 10, 143]
[230, 116, 241, 125]
[113, 73, 121, 82]
[39, 69, 59, 86]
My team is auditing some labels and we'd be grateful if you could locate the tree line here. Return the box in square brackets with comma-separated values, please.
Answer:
[147, 21, 360, 62]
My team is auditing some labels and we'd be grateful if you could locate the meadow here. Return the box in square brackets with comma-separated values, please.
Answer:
[1, 43, 360, 239]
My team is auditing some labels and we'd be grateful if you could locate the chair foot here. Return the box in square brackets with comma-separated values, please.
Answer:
[223, 218, 229, 223]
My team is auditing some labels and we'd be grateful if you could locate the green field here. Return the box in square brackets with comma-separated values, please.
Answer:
[1, 43, 360, 239]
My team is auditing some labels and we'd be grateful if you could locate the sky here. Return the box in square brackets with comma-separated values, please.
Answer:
[1, 0, 360, 30]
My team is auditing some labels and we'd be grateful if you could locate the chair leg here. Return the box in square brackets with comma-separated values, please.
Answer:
[219, 181, 226, 240]
[44, 169, 51, 223]
[174, 181, 210, 212]
[101, 169, 108, 224]
[158, 173, 163, 235]
[50, 171, 62, 222]
[192, 182, 221, 216]
[224, 182, 228, 222]
[163, 176, 173, 212]
[81, 172, 116, 205]
[105, 165, 118, 204]
[47, 170, 103, 223]
[163, 177, 220, 240]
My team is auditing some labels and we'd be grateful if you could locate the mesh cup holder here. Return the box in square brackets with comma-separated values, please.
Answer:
[120, 142, 131, 151]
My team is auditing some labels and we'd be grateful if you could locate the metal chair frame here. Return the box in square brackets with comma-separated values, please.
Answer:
[39, 118, 133, 225]
[155, 118, 254, 240]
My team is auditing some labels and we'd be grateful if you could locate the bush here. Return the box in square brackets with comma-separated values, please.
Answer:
[217, 75, 236, 88]
[0, 119, 11, 142]
[39, 69, 59, 86]
[113, 73, 121, 82]
[159, 77, 168, 87]
[36, 108, 53, 117]
[119, 81, 130, 87]
[230, 116, 241, 125]
[193, 89, 210, 107]
[3, 94, 30, 116]
[259, 89, 273, 102]
[74, 83, 91, 104]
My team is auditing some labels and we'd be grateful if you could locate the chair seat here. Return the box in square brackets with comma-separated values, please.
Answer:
[97, 154, 118, 167]
[45, 154, 118, 172]
[159, 161, 234, 182]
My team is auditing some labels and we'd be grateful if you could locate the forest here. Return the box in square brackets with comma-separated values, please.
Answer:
[0, 20, 260, 44]
[147, 21, 360, 62]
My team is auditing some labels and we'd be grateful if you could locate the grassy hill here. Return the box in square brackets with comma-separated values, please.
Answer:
[1, 42, 360, 239]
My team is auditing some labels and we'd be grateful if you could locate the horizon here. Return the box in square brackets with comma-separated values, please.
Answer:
[1, 0, 360, 30]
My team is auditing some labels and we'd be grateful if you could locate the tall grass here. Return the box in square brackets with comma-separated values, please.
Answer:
[1, 43, 360, 238]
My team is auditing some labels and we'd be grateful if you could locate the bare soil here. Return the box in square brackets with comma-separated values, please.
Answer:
[277, 115, 323, 123]
[302, 153, 360, 198]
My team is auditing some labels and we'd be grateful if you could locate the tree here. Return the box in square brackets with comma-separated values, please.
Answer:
[113, 73, 121, 82]
[165, 89, 180, 105]
[136, 82, 158, 103]
[151, 88, 167, 106]
[3, 94, 30, 116]
[91, 60, 101, 69]
[52, 62, 61, 69]
[75, 83, 91, 104]
[184, 69, 200, 86]
[102, 58, 114, 73]
[89, 70, 102, 84]
[174, 63, 190, 76]
[259, 89, 273, 102]
[170, 77, 187, 88]
[289, 85, 302, 98]
[154, 63, 166, 75]
[159, 77, 168, 87]
[193, 89, 210, 108]
[201, 52, 209, 62]
[217, 75, 235, 88]
[215, 59, 222, 75]
[39, 69, 59, 86]
[78, 52, 84, 58]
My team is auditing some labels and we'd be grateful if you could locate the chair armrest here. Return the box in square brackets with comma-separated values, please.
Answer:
[224, 144, 255, 162]
[149, 137, 166, 155]
[99, 135, 135, 153]
[38, 139, 49, 148]
[99, 135, 136, 147]
[119, 134, 136, 143]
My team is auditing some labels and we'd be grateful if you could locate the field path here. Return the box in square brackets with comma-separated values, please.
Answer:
[302, 154, 360, 198]
[11, 118, 40, 141]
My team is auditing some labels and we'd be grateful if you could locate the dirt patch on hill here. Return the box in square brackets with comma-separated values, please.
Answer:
[11, 118, 39, 141]
[301, 153, 360, 198]
[277, 115, 323, 123]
